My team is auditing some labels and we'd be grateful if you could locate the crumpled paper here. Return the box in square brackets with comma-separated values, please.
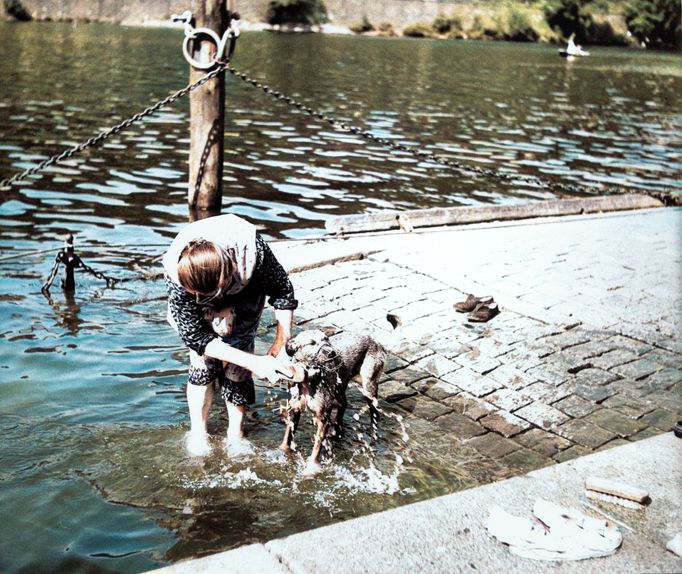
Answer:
[485, 499, 622, 561]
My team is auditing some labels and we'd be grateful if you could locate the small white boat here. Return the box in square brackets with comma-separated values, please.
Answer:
[559, 34, 590, 57]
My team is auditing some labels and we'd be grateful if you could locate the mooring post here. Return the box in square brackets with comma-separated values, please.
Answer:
[62, 234, 77, 292]
[187, 0, 228, 216]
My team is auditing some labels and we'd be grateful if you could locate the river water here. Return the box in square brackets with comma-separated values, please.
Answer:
[0, 22, 680, 573]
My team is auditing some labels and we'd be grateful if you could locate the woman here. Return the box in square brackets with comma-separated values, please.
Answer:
[162, 214, 297, 455]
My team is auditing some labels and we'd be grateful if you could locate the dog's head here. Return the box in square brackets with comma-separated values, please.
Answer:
[285, 329, 331, 362]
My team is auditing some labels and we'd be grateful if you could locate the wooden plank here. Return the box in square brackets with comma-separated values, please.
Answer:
[585, 476, 650, 504]
[325, 194, 664, 235]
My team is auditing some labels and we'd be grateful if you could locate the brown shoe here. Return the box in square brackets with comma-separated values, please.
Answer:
[467, 302, 500, 323]
[454, 294, 493, 313]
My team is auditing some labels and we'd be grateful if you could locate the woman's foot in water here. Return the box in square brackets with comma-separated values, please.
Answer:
[185, 430, 212, 457]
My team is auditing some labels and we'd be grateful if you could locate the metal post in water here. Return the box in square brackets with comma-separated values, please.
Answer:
[187, 0, 228, 218]
[62, 233, 78, 292]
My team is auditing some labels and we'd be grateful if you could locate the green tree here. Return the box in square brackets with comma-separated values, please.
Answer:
[543, 0, 594, 42]
[624, 0, 681, 49]
[265, 0, 328, 26]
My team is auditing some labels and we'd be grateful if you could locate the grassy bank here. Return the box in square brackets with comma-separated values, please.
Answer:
[352, 1, 633, 46]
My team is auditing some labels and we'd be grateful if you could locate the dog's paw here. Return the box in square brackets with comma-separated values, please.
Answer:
[301, 459, 323, 477]
[185, 431, 212, 457]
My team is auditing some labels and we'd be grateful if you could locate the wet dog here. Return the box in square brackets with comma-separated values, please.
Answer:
[281, 329, 385, 473]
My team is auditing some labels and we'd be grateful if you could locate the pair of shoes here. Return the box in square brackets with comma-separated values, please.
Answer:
[468, 301, 500, 323]
[454, 294, 493, 313]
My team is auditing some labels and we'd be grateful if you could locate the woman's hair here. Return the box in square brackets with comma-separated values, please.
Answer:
[177, 239, 234, 294]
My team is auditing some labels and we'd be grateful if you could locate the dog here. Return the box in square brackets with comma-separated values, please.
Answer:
[280, 329, 385, 472]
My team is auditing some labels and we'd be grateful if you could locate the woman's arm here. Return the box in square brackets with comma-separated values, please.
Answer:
[166, 278, 217, 355]
[204, 338, 292, 382]
[268, 309, 293, 357]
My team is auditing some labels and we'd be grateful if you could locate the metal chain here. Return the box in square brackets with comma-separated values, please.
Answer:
[0, 61, 231, 189]
[41, 252, 63, 294]
[225, 64, 679, 200]
[76, 259, 119, 288]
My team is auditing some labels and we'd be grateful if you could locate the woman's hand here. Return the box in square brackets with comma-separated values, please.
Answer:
[250, 354, 294, 384]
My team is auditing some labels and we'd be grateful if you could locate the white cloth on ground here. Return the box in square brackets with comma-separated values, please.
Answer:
[485, 499, 622, 561]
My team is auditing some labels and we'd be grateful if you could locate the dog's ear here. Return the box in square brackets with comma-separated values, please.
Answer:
[285, 339, 298, 357]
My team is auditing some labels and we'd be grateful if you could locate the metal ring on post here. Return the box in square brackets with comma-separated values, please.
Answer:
[175, 10, 240, 70]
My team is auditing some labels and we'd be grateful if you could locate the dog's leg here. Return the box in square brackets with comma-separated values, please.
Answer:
[359, 352, 384, 440]
[334, 392, 347, 439]
[280, 401, 301, 451]
[304, 416, 326, 475]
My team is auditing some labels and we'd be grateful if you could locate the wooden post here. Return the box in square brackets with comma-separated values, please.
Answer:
[188, 0, 228, 217]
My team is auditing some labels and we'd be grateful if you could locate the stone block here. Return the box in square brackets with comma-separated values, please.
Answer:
[641, 348, 682, 368]
[553, 395, 600, 418]
[555, 419, 616, 449]
[380, 380, 417, 403]
[571, 368, 620, 386]
[525, 362, 567, 386]
[441, 368, 502, 397]
[442, 394, 495, 421]
[485, 388, 532, 412]
[606, 334, 653, 356]
[480, 411, 530, 437]
[412, 353, 460, 378]
[519, 381, 554, 401]
[553, 444, 592, 463]
[639, 408, 679, 431]
[466, 433, 521, 458]
[582, 410, 648, 438]
[591, 348, 639, 370]
[515, 402, 569, 430]
[612, 358, 661, 381]
[388, 365, 430, 385]
[541, 329, 591, 350]
[488, 365, 537, 390]
[394, 395, 453, 421]
[434, 412, 486, 439]
[515, 428, 572, 458]
[561, 379, 617, 403]
[453, 347, 501, 375]
[628, 427, 662, 442]
[567, 338, 618, 360]
[422, 380, 460, 402]
[500, 448, 554, 474]
[640, 367, 682, 389]
[596, 438, 630, 452]
[388, 299, 443, 323]
[384, 353, 409, 373]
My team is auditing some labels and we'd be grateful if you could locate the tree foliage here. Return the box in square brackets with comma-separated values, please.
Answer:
[543, 0, 594, 42]
[624, 0, 681, 49]
[265, 0, 328, 26]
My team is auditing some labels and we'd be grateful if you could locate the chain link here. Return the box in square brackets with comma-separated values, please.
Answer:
[41, 252, 64, 294]
[76, 259, 119, 288]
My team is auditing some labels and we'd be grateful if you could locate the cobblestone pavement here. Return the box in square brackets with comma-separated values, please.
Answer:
[280, 208, 681, 479]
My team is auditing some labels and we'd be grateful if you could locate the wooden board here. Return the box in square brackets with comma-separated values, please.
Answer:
[325, 194, 665, 235]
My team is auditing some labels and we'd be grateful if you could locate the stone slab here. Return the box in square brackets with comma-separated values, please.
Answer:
[151, 543, 287, 574]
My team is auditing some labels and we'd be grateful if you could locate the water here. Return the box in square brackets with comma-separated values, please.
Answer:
[0, 21, 680, 573]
